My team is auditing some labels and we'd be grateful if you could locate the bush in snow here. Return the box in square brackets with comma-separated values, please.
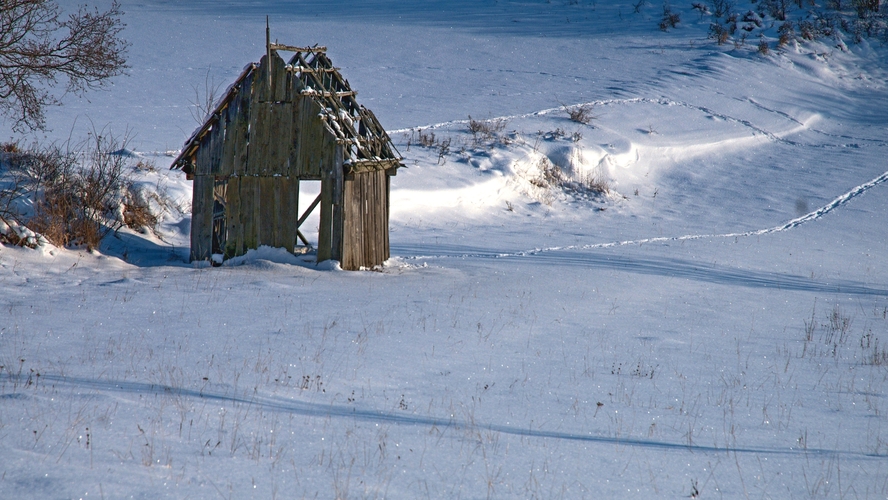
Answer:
[694, 0, 886, 49]
[0, 131, 158, 250]
[710, 0, 736, 18]
[467, 115, 508, 146]
[659, 2, 681, 31]
[778, 21, 796, 47]
[757, 35, 771, 54]
[27, 133, 132, 249]
[564, 103, 596, 125]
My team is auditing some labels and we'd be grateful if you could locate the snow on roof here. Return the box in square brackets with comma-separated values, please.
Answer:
[171, 46, 401, 173]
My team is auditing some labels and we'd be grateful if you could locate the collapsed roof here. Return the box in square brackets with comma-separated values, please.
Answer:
[171, 44, 402, 176]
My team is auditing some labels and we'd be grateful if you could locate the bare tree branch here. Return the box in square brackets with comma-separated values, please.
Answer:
[0, 0, 129, 132]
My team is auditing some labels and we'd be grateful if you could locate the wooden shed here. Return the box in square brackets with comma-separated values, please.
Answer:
[171, 40, 402, 270]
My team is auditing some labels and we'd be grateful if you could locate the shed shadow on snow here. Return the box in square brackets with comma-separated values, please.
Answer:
[12, 372, 883, 461]
[392, 243, 888, 297]
[516, 251, 888, 297]
[98, 228, 191, 267]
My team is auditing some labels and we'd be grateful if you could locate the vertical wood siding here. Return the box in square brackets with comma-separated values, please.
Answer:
[188, 51, 392, 269]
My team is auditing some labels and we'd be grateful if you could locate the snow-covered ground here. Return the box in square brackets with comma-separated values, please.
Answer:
[2, 1, 888, 498]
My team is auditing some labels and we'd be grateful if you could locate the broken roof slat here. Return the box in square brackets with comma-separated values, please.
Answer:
[171, 46, 401, 173]
[286, 66, 341, 74]
[269, 43, 327, 53]
[171, 63, 258, 171]
[302, 90, 357, 98]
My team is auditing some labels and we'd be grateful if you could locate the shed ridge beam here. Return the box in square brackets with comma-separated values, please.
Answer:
[286, 66, 341, 74]
[270, 43, 327, 53]
[301, 90, 357, 98]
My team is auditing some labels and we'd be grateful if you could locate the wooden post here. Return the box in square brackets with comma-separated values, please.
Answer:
[241, 176, 257, 250]
[190, 174, 214, 261]
[259, 176, 275, 246]
[279, 176, 296, 253]
[265, 17, 272, 93]
[317, 145, 345, 264]
[385, 172, 391, 261]
[317, 173, 333, 263]
[331, 144, 344, 263]
[225, 175, 242, 258]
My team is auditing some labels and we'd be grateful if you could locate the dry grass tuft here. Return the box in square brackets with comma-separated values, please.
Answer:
[565, 104, 596, 125]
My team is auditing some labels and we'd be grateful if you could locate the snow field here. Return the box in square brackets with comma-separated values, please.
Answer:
[2, 0, 888, 498]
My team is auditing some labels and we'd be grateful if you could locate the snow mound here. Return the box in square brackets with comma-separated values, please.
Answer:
[223, 246, 307, 267]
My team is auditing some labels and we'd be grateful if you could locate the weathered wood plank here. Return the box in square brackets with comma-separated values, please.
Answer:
[378, 169, 387, 263]
[273, 54, 289, 102]
[357, 172, 368, 269]
[212, 178, 228, 254]
[281, 177, 297, 253]
[234, 70, 253, 175]
[270, 103, 294, 176]
[270, 43, 327, 53]
[210, 124, 223, 175]
[195, 129, 212, 176]
[190, 175, 214, 261]
[259, 176, 275, 247]
[289, 96, 303, 177]
[294, 97, 335, 180]
[272, 177, 284, 249]
[295, 97, 315, 178]
[331, 145, 344, 264]
[384, 173, 391, 261]
[340, 169, 389, 269]
[219, 97, 237, 176]
[290, 97, 310, 179]
[225, 175, 242, 258]
[344, 158, 401, 175]
[317, 174, 333, 263]
[370, 171, 379, 266]
[286, 66, 340, 74]
[341, 175, 357, 270]
[247, 55, 272, 176]
[241, 176, 257, 250]
[358, 173, 367, 269]
[374, 170, 382, 267]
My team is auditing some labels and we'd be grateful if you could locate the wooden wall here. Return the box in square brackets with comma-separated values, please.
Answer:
[341, 169, 390, 270]
[191, 53, 335, 181]
[189, 51, 391, 269]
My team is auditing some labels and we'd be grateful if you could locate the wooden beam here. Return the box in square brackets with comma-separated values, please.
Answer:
[296, 229, 310, 247]
[344, 158, 402, 175]
[266, 17, 272, 93]
[286, 66, 340, 74]
[300, 90, 357, 98]
[317, 174, 334, 263]
[270, 43, 327, 53]
[281, 177, 297, 253]
[190, 175, 214, 262]
[225, 175, 242, 258]
[259, 176, 275, 246]
[297, 193, 322, 229]
[331, 144, 345, 263]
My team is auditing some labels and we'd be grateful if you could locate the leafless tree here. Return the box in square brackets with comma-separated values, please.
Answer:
[189, 69, 222, 126]
[0, 0, 129, 132]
